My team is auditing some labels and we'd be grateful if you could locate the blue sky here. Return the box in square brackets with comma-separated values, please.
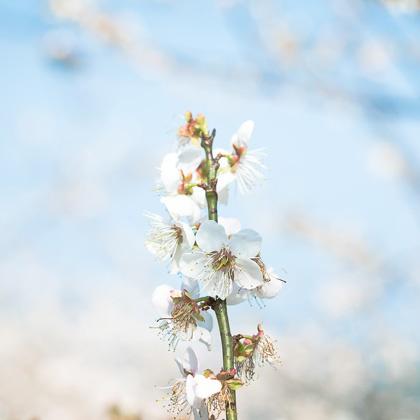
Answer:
[1, 0, 420, 334]
[1, 1, 420, 418]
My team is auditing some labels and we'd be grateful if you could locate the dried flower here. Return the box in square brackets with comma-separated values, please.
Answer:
[234, 324, 281, 383]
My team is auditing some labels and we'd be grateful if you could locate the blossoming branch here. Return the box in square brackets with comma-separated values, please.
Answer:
[146, 112, 285, 420]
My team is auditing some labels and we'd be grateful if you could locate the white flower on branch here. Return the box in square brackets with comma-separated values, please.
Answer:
[152, 284, 213, 350]
[144, 212, 195, 273]
[219, 120, 265, 194]
[165, 347, 221, 419]
[179, 221, 264, 299]
[158, 152, 206, 222]
[177, 143, 204, 174]
[256, 267, 284, 298]
[252, 257, 285, 300]
[227, 264, 284, 305]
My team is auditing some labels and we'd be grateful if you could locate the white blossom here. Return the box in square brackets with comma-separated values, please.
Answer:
[158, 152, 206, 222]
[177, 143, 203, 173]
[218, 120, 265, 194]
[145, 213, 195, 273]
[180, 221, 264, 299]
[256, 267, 284, 299]
[167, 348, 221, 419]
[227, 265, 284, 305]
[152, 284, 213, 350]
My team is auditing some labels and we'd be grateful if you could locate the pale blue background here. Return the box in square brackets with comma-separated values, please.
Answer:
[1, 1, 419, 419]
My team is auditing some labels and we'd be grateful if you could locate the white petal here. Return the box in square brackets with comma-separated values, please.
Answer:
[226, 284, 250, 305]
[161, 195, 201, 222]
[191, 186, 207, 208]
[217, 183, 229, 205]
[217, 170, 236, 191]
[194, 375, 222, 399]
[152, 284, 175, 316]
[234, 258, 264, 290]
[186, 375, 202, 408]
[229, 229, 262, 258]
[198, 310, 213, 332]
[236, 149, 265, 194]
[160, 153, 180, 193]
[256, 268, 284, 299]
[175, 347, 199, 376]
[219, 217, 241, 236]
[257, 278, 283, 299]
[181, 276, 200, 298]
[215, 170, 232, 206]
[231, 120, 254, 147]
[197, 327, 212, 351]
[201, 270, 233, 300]
[196, 221, 227, 252]
[180, 222, 196, 248]
[179, 252, 207, 280]
[177, 144, 203, 173]
[169, 243, 183, 274]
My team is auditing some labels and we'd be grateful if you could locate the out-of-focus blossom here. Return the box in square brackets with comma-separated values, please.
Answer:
[318, 277, 378, 318]
[358, 38, 394, 75]
[381, 0, 420, 14]
[367, 142, 408, 180]
[43, 29, 82, 68]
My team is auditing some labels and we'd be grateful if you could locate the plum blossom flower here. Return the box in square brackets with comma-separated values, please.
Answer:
[180, 221, 264, 299]
[166, 347, 221, 419]
[227, 259, 285, 305]
[218, 120, 265, 194]
[158, 152, 206, 222]
[145, 212, 195, 273]
[152, 284, 213, 350]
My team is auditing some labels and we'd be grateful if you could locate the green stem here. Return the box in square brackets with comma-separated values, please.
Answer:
[194, 296, 212, 303]
[206, 191, 218, 223]
[202, 132, 238, 420]
[213, 299, 237, 419]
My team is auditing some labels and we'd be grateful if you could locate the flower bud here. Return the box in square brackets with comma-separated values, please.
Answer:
[178, 112, 209, 144]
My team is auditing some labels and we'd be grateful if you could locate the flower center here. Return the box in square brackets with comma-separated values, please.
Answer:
[172, 225, 183, 243]
[209, 247, 236, 273]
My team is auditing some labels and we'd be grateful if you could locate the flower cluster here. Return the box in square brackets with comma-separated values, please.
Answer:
[146, 113, 284, 419]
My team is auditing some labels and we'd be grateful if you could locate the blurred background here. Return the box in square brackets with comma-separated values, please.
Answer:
[1, 0, 420, 419]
